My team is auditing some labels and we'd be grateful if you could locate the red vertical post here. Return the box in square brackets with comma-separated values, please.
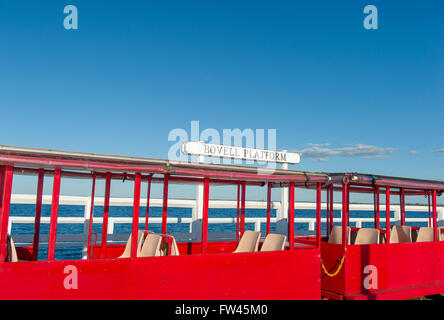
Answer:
[347, 185, 350, 227]
[144, 175, 152, 231]
[0, 166, 14, 262]
[375, 186, 380, 229]
[266, 182, 271, 235]
[341, 183, 344, 234]
[236, 183, 240, 241]
[326, 186, 330, 235]
[329, 185, 334, 232]
[428, 192, 431, 228]
[32, 169, 44, 261]
[161, 174, 169, 234]
[400, 188, 405, 226]
[0, 166, 5, 258]
[100, 172, 111, 259]
[316, 183, 321, 248]
[86, 173, 96, 260]
[433, 190, 437, 242]
[0, 167, 6, 245]
[0, 166, 5, 216]
[240, 181, 246, 237]
[201, 178, 210, 254]
[288, 182, 295, 250]
[47, 169, 61, 261]
[131, 173, 141, 258]
[341, 183, 348, 247]
[0, 166, 5, 235]
[386, 187, 391, 244]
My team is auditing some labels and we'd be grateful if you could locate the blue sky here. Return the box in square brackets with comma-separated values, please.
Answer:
[1, 1, 443, 201]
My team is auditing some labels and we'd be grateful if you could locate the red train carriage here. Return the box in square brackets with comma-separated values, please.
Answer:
[321, 173, 444, 300]
[0, 145, 327, 299]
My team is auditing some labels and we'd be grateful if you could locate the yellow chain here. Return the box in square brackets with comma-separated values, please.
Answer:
[321, 256, 345, 277]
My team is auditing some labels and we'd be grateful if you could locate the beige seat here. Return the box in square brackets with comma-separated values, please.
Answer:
[171, 236, 180, 256]
[233, 230, 261, 253]
[139, 233, 162, 257]
[416, 227, 434, 243]
[160, 235, 180, 256]
[117, 230, 144, 258]
[260, 233, 286, 252]
[328, 226, 351, 245]
[353, 228, 380, 245]
[6, 235, 18, 262]
[389, 225, 412, 243]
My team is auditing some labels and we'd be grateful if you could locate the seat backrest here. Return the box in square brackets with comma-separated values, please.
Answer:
[234, 230, 261, 253]
[353, 228, 380, 245]
[170, 237, 179, 256]
[139, 233, 162, 257]
[160, 236, 180, 256]
[328, 226, 351, 245]
[6, 235, 18, 262]
[416, 227, 434, 243]
[260, 233, 286, 252]
[118, 230, 144, 258]
[389, 225, 412, 243]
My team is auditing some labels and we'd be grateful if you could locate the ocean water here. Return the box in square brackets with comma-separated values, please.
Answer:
[9, 204, 432, 261]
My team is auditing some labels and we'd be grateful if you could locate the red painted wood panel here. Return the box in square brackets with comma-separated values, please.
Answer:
[0, 247, 320, 300]
[322, 241, 444, 299]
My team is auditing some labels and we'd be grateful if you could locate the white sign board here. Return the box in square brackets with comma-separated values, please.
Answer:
[181, 141, 300, 164]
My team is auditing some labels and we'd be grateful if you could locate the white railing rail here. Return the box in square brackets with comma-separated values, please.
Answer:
[8, 194, 444, 258]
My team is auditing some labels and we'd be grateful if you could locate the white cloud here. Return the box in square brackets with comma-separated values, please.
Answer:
[433, 148, 444, 155]
[307, 143, 331, 147]
[293, 143, 396, 161]
[409, 150, 420, 155]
